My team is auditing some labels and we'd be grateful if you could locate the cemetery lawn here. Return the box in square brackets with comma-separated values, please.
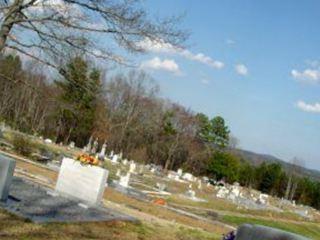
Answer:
[0, 209, 220, 240]
[3, 137, 320, 240]
[222, 215, 320, 239]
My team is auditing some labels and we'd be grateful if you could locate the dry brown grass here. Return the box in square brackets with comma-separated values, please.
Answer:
[0, 209, 220, 240]
[104, 188, 230, 235]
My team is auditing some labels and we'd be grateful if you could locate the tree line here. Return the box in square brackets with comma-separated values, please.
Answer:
[1, 54, 320, 210]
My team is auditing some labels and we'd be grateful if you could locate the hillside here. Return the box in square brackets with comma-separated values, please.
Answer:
[234, 149, 320, 181]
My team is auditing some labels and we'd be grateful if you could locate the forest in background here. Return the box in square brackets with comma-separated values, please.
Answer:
[1, 53, 320, 210]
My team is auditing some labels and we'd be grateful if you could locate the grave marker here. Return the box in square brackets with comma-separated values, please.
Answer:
[0, 154, 16, 202]
[55, 157, 108, 205]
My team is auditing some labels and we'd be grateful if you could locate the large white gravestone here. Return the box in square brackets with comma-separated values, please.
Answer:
[55, 158, 108, 205]
[0, 154, 16, 202]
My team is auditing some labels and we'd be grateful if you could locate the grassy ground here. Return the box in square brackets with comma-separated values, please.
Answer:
[0, 209, 220, 240]
[2, 131, 320, 239]
[222, 215, 320, 239]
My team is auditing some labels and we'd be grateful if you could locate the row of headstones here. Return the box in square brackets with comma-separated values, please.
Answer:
[216, 183, 269, 206]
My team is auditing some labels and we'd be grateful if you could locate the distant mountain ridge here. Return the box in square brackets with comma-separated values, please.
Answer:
[233, 149, 320, 181]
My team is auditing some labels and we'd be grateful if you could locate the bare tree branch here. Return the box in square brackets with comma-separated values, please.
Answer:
[0, 0, 187, 74]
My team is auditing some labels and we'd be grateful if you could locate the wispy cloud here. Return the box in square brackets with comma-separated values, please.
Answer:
[138, 38, 224, 69]
[201, 78, 210, 85]
[291, 69, 320, 84]
[226, 39, 236, 45]
[296, 100, 320, 113]
[140, 57, 181, 75]
[235, 64, 248, 76]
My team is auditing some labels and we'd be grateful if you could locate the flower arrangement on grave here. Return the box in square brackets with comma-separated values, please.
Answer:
[76, 154, 99, 166]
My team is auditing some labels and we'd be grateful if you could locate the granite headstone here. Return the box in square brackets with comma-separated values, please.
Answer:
[235, 224, 309, 240]
[0, 154, 16, 202]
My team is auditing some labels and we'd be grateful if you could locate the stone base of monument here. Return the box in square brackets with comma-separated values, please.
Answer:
[0, 177, 137, 223]
[110, 182, 150, 202]
[235, 224, 310, 240]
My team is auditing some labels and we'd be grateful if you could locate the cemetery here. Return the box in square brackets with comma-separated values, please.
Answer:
[0, 127, 318, 239]
[0, 0, 318, 238]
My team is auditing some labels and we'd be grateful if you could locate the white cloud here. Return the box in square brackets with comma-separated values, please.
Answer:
[296, 101, 320, 113]
[226, 39, 236, 45]
[140, 57, 181, 74]
[181, 51, 224, 69]
[201, 78, 210, 85]
[138, 38, 224, 69]
[291, 69, 320, 84]
[137, 38, 176, 54]
[235, 64, 248, 76]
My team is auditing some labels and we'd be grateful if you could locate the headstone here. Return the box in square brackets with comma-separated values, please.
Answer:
[257, 193, 268, 205]
[235, 224, 309, 240]
[119, 173, 130, 188]
[111, 154, 118, 164]
[69, 141, 75, 149]
[138, 165, 144, 175]
[82, 146, 87, 152]
[216, 187, 229, 199]
[182, 173, 194, 182]
[197, 179, 202, 190]
[0, 154, 16, 202]
[91, 138, 99, 154]
[86, 136, 93, 153]
[202, 176, 209, 183]
[44, 138, 52, 144]
[55, 157, 108, 205]
[129, 162, 136, 173]
[156, 183, 166, 192]
[109, 150, 114, 158]
[99, 142, 107, 160]
[122, 159, 128, 165]
[177, 168, 183, 177]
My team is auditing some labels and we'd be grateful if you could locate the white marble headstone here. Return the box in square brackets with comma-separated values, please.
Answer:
[129, 162, 136, 173]
[55, 158, 108, 205]
[111, 154, 118, 163]
[119, 173, 130, 188]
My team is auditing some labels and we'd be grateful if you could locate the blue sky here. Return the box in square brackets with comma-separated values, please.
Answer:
[135, 1, 320, 170]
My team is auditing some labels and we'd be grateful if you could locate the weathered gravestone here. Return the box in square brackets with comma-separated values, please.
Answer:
[0, 154, 16, 202]
[55, 157, 108, 205]
[235, 224, 309, 240]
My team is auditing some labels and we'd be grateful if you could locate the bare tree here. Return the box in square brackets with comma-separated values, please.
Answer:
[228, 134, 239, 149]
[0, 0, 186, 74]
[285, 157, 305, 200]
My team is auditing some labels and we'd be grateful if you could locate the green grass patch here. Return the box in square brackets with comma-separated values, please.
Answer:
[176, 226, 220, 240]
